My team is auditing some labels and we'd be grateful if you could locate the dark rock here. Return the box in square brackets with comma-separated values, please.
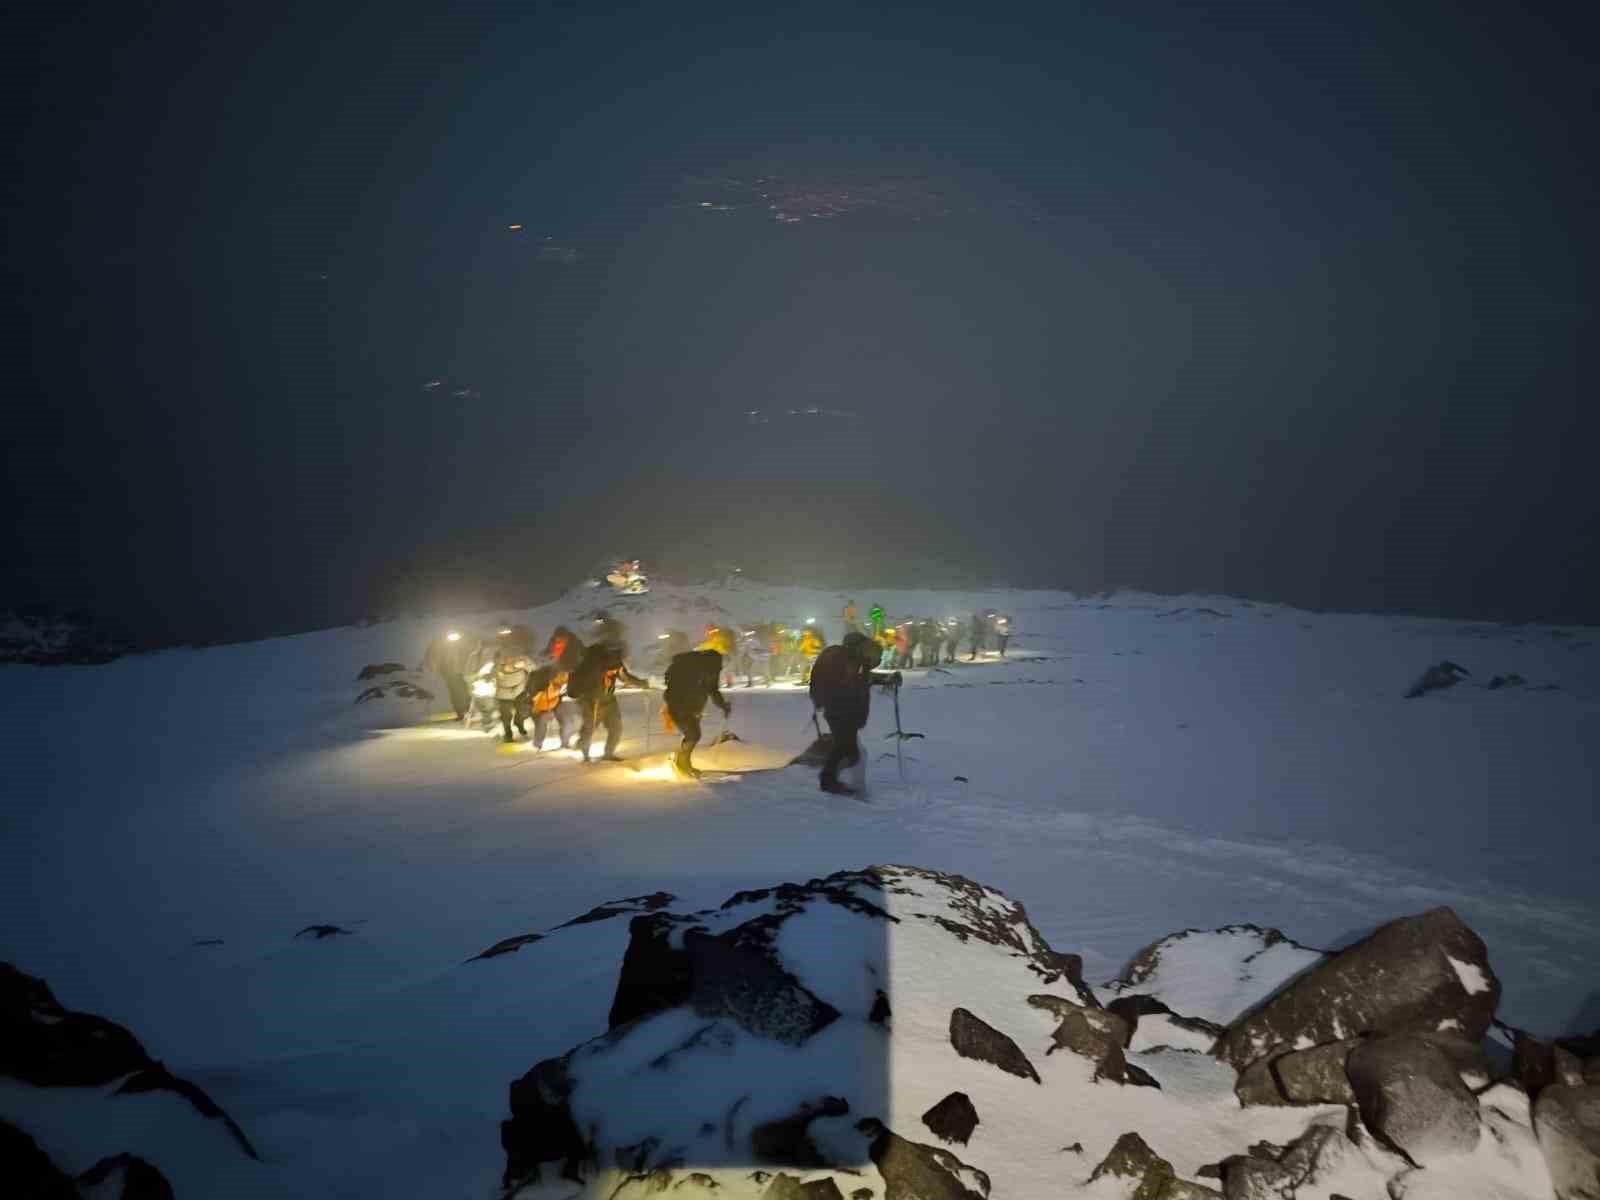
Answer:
[1214, 907, 1499, 1071]
[1045, 1002, 1130, 1081]
[1107, 994, 1171, 1046]
[949, 1008, 1039, 1083]
[1558, 1031, 1600, 1061]
[1236, 1040, 1358, 1107]
[1404, 661, 1470, 698]
[354, 681, 433, 703]
[1233, 1056, 1285, 1106]
[607, 887, 857, 1042]
[356, 662, 408, 680]
[609, 913, 695, 1029]
[1220, 1155, 1296, 1199]
[1517, 1029, 1589, 1096]
[294, 924, 353, 939]
[77, 1152, 176, 1200]
[115, 1062, 261, 1160]
[1487, 673, 1527, 690]
[1414, 1032, 1494, 1086]
[555, 892, 676, 929]
[1087, 1132, 1174, 1200]
[1588, 1059, 1600, 1087]
[501, 1054, 591, 1190]
[0, 1119, 78, 1199]
[869, 991, 891, 1025]
[1, 961, 151, 1086]
[1124, 1062, 1162, 1090]
[857, 1119, 989, 1200]
[1532, 1084, 1600, 1200]
[1345, 1034, 1480, 1164]
[467, 932, 543, 961]
[851, 1190, 873, 1200]
[0, 606, 126, 665]
[766, 1175, 847, 1200]
[921, 1092, 979, 1146]
[1274, 1040, 1358, 1104]
[751, 1097, 850, 1167]
[2, 964, 258, 1165]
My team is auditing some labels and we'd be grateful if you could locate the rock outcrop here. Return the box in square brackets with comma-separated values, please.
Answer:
[1214, 907, 1499, 1072]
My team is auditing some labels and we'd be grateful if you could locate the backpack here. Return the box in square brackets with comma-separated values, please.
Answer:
[809, 644, 850, 710]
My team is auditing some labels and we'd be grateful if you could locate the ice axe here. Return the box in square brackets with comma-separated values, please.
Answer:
[878, 673, 921, 782]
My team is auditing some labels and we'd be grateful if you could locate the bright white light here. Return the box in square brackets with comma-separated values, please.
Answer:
[446, 631, 461, 642]
[498, 628, 512, 636]
[471, 679, 495, 698]
[657, 633, 670, 640]
[805, 617, 815, 624]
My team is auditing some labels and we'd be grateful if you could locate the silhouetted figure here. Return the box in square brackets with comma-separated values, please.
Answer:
[664, 650, 732, 778]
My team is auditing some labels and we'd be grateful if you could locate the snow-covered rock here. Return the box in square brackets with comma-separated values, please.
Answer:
[0, 963, 259, 1194]
[488, 869, 1559, 1200]
[1102, 926, 1326, 1029]
[1534, 1085, 1600, 1200]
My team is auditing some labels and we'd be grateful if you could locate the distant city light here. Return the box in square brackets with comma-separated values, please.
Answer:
[507, 224, 523, 231]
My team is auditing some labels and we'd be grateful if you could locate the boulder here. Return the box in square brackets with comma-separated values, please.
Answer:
[1219, 1154, 1296, 1200]
[1045, 1001, 1131, 1082]
[1346, 1034, 1480, 1164]
[1404, 661, 1470, 698]
[1234, 1039, 1357, 1107]
[1088, 1132, 1175, 1200]
[356, 662, 408, 679]
[1516, 1029, 1589, 1096]
[77, 1152, 176, 1200]
[1107, 993, 1224, 1050]
[0, 1119, 78, 1199]
[1108, 925, 1326, 1028]
[949, 1008, 1039, 1083]
[767, 1173, 849, 1200]
[752, 1097, 850, 1167]
[609, 914, 842, 1044]
[857, 1119, 990, 1200]
[921, 1092, 979, 1146]
[1533, 1085, 1600, 1200]
[1214, 907, 1499, 1072]
[1, 961, 151, 1086]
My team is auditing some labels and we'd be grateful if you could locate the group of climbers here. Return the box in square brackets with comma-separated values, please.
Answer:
[835, 601, 1014, 667]
[676, 620, 826, 688]
[419, 601, 1017, 785]
[420, 612, 649, 761]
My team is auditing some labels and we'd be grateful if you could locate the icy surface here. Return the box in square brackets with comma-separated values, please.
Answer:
[1, 580, 1596, 1195]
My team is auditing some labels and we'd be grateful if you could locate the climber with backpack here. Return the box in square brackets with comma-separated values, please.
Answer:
[808, 632, 901, 796]
[663, 649, 733, 778]
[567, 632, 648, 762]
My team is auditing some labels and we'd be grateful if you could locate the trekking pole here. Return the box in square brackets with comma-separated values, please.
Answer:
[892, 686, 906, 781]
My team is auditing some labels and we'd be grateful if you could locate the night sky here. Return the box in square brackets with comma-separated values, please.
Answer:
[7, 0, 1596, 645]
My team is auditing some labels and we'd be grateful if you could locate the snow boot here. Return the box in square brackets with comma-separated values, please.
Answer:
[820, 777, 855, 796]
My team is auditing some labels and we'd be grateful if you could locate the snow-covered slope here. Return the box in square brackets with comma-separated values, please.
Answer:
[1, 580, 1596, 1195]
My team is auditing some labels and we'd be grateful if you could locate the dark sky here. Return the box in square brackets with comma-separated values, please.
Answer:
[7, 0, 1597, 644]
